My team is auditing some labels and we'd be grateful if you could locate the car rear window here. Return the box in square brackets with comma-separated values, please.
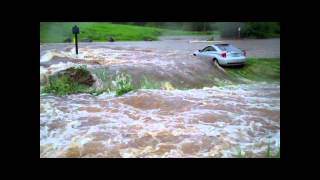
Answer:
[215, 44, 240, 52]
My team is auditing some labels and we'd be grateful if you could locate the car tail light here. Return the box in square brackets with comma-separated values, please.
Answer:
[221, 52, 227, 58]
[243, 50, 246, 56]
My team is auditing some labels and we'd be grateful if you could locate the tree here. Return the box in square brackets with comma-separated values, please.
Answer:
[242, 22, 280, 38]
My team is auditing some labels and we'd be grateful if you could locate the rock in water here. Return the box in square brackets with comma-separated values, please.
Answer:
[64, 38, 72, 43]
[144, 37, 153, 41]
[54, 67, 95, 86]
[81, 38, 93, 42]
[108, 37, 114, 42]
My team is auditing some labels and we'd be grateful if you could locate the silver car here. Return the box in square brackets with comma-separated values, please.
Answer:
[193, 43, 246, 66]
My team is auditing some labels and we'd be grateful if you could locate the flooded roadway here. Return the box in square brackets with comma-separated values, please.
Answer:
[40, 38, 280, 158]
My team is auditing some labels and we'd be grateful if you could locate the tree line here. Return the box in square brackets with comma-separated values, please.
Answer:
[112, 22, 280, 38]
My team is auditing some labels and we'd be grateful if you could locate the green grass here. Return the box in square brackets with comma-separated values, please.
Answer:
[42, 75, 90, 96]
[266, 142, 280, 158]
[266, 147, 280, 158]
[91, 68, 114, 90]
[40, 22, 211, 43]
[161, 29, 217, 36]
[140, 76, 162, 89]
[42, 65, 94, 96]
[236, 147, 280, 158]
[225, 58, 280, 82]
[237, 149, 246, 158]
[114, 72, 134, 96]
[89, 69, 135, 96]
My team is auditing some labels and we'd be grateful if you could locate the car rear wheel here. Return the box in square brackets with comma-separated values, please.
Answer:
[213, 58, 220, 65]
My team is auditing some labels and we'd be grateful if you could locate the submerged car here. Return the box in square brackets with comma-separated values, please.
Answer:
[193, 43, 246, 66]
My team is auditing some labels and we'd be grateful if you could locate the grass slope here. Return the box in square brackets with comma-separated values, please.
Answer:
[40, 22, 210, 43]
[226, 58, 280, 82]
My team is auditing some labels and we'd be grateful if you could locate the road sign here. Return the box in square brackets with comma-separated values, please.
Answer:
[72, 25, 80, 55]
[72, 25, 79, 34]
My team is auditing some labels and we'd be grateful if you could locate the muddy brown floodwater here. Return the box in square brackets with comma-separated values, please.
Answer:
[40, 38, 280, 158]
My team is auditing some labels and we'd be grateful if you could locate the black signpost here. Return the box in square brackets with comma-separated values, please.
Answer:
[72, 25, 80, 55]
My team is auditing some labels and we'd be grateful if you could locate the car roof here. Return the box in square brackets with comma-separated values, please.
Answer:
[212, 43, 230, 46]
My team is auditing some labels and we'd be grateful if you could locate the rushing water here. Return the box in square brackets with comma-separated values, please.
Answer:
[40, 46, 230, 88]
[40, 40, 280, 158]
[40, 83, 279, 158]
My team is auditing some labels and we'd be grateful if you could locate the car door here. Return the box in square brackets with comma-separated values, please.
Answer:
[201, 46, 218, 60]
[198, 46, 211, 59]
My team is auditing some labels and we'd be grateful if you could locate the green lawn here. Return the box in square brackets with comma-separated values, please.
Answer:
[40, 22, 212, 43]
[226, 58, 280, 82]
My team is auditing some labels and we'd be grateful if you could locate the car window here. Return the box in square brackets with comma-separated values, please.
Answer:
[202, 46, 216, 52]
[208, 47, 217, 51]
[201, 46, 210, 51]
[215, 44, 240, 52]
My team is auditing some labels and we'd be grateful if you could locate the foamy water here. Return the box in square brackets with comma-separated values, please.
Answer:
[40, 83, 280, 158]
[40, 47, 182, 66]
